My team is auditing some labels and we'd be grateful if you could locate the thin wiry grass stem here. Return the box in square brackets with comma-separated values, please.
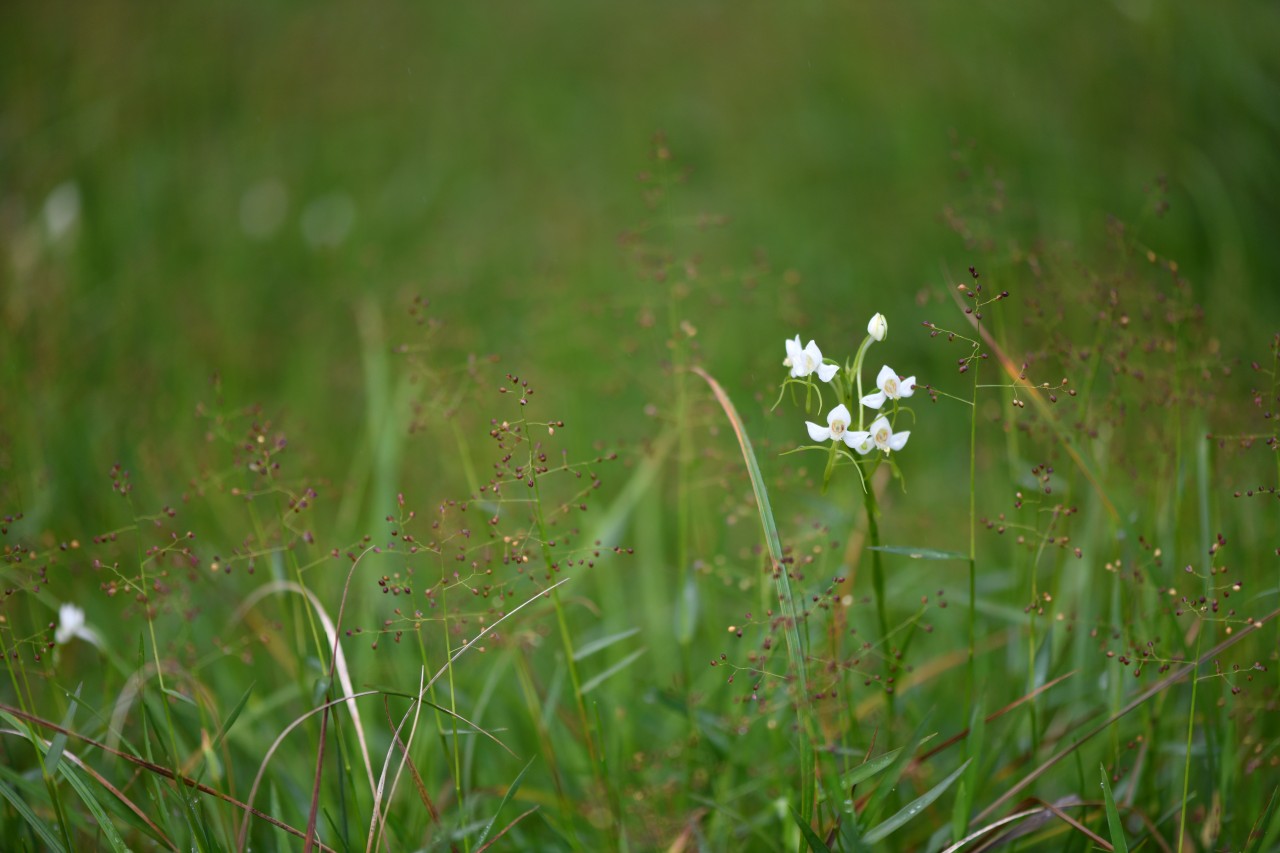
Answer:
[1177, 625, 1203, 852]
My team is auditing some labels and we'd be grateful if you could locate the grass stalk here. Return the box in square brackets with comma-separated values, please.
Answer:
[692, 367, 819, 827]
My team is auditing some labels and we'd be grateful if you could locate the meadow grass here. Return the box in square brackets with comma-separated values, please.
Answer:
[4, 4, 1280, 850]
[4, 140, 1279, 851]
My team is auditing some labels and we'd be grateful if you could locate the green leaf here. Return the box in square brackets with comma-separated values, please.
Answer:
[56, 757, 130, 852]
[695, 367, 815, 823]
[1246, 786, 1280, 853]
[863, 758, 972, 844]
[0, 775, 66, 852]
[675, 575, 698, 645]
[579, 648, 647, 696]
[792, 807, 833, 852]
[476, 758, 536, 848]
[46, 684, 81, 774]
[868, 545, 968, 561]
[863, 729, 937, 823]
[1100, 764, 1129, 853]
[951, 780, 968, 848]
[841, 747, 904, 790]
[572, 627, 641, 661]
[210, 682, 254, 754]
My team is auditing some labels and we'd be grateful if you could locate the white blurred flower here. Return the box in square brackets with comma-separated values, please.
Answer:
[55, 603, 100, 647]
[867, 313, 887, 342]
[784, 336, 838, 383]
[43, 182, 82, 243]
[860, 365, 917, 410]
[850, 415, 910, 455]
[806, 403, 859, 447]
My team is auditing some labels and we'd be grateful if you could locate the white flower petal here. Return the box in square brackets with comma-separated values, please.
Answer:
[816, 362, 838, 383]
[899, 376, 917, 397]
[860, 390, 887, 410]
[785, 335, 804, 375]
[888, 430, 910, 451]
[800, 341, 824, 377]
[827, 404, 852, 428]
[806, 421, 831, 442]
[875, 365, 897, 390]
[847, 431, 874, 454]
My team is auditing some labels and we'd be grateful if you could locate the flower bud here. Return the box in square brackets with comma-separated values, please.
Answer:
[867, 313, 887, 342]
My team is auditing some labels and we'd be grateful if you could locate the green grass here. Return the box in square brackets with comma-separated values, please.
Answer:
[3, 2, 1280, 850]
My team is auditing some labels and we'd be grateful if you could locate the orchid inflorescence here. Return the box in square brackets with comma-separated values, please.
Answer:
[777, 313, 918, 492]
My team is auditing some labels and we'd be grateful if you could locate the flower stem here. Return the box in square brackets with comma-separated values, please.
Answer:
[850, 334, 875, 430]
[966, 345, 979, 751]
[863, 480, 890, 651]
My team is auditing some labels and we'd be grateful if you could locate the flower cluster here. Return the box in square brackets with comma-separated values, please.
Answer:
[779, 313, 920, 491]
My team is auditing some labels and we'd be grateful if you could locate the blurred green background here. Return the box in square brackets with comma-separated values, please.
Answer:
[5, 1, 1279, 524]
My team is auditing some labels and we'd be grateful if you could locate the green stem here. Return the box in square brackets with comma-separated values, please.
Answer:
[966, 346, 979, 748]
[1177, 626, 1203, 850]
[864, 484, 889, 648]
[851, 334, 875, 431]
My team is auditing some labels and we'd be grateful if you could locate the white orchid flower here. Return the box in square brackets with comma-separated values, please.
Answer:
[55, 603, 101, 647]
[849, 415, 909, 455]
[784, 335, 839, 383]
[806, 403, 860, 447]
[867, 313, 887, 342]
[846, 429, 877, 455]
[860, 365, 917, 410]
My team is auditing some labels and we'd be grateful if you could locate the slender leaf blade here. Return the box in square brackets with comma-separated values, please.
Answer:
[476, 758, 536, 848]
[1246, 786, 1280, 853]
[579, 648, 647, 696]
[792, 807, 833, 852]
[1100, 764, 1129, 853]
[863, 758, 972, 844]
[0, 775, 66, 852]
[868, 545, 967, 561]
[572, 627, 641, 661]
[841, 747, 904, 790]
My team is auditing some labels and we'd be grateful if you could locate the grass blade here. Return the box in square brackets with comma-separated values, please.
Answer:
[476, 758, 536, 848]
[1100, 765, 1129, 853]
[45, 684, 80, 773]
[572, 627, 641, 661]
[579, 647, 647, 696]
[792, 807, 833, 852]
[863, 758, 972, 845]
[842, 747, 904, 791]
[1246, 786, 1280, 853]
[975, 608, 1279, 824]
[693, 366, 816, 823]
[867, 546, 967, 561]
[0, 774, 66, 852]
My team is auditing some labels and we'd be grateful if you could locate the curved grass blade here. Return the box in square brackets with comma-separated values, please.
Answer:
[0, 773, 66, 852]
[863, 758, 972, 845]
[476, 758, 536, 849]
[692, 366, 816, 823]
